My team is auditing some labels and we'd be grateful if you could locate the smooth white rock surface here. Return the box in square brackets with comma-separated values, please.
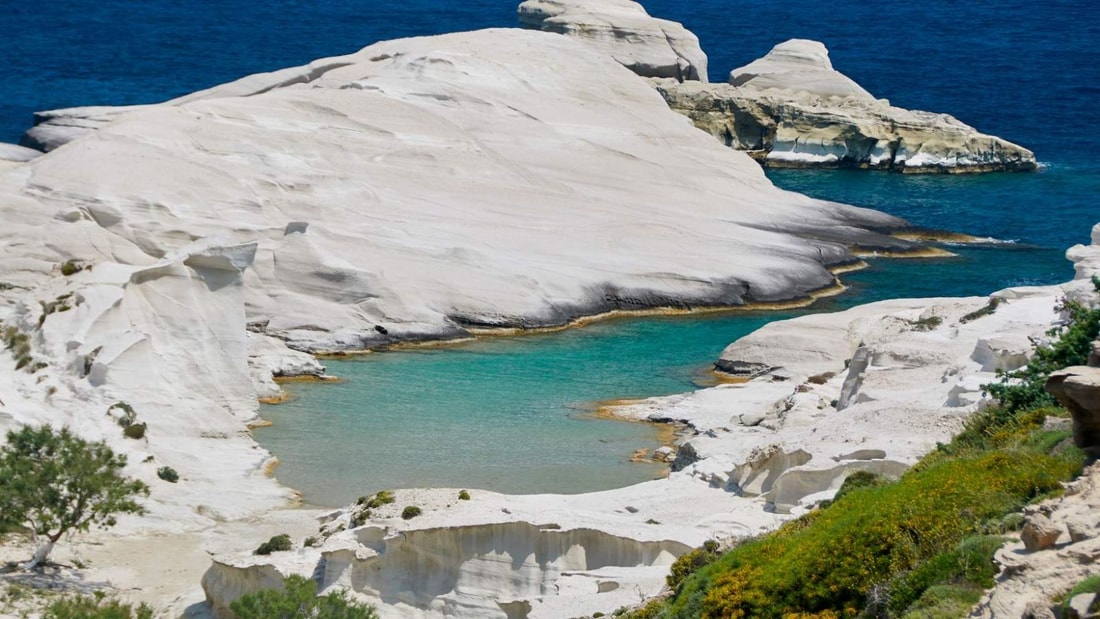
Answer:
[729, 39, 872, 100]
[518, 0, 708, 81]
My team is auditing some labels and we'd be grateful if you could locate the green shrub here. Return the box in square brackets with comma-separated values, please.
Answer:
[458, 490, 471, 500]
[960, 297, 1002, 323]
[230, 574, 378, 619]
[108, 402, 137, 428]
[356, 490, 395, 510]
[661, 449, 1080, 618]
[255, 534, 293, 555]
[122, 423, 147, 440]
[59, 260, 85, 277]
[983, 278, 1100, 414]
[42, 592, 153, 619]
[156, 467, 178, 483]
[349, 509, 370, 528]
[900, 584, 985, 619]
[832, 470, 884, 503]
[303, 536, 319, 548]
[667, 540, 720, 591]
[401, 506, 422, 520]
[910, 315, 943, 331]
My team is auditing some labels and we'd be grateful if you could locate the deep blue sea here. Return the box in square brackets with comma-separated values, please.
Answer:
[7, 1, 1096, 505]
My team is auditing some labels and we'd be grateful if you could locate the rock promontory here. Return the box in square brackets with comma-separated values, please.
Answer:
[655, 39, 1037, 173]
[518, 0, 708, 81]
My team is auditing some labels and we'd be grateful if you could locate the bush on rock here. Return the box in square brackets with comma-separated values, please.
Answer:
[230, 575, 378, 619]
[255, 533, 293, 555]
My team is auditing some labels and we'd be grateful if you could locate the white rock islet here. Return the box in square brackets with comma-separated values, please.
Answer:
[656, 39, 1038, 173]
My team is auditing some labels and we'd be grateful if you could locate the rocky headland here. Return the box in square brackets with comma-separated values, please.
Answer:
[655, 39, 1038, 173]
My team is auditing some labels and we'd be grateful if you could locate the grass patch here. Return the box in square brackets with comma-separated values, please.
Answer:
[960, 297, 1002, 324]
[909, 315, 943, 331]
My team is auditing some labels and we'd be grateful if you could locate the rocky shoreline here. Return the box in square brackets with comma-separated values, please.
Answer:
[655, 39, 1037, 173]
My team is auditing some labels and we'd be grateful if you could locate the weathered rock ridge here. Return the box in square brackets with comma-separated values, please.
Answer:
[655, 39, 1037, 173]
[517, 0, 707, 81]
[8, 29, 918, 355]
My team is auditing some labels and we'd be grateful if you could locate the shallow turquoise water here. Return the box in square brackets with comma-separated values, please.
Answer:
[19, 0, 1088, 507]
[256, 199, 1090, 507]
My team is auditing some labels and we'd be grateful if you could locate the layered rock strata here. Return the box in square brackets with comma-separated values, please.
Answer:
[517, 0, 707, 81]
[655, 39, 1037, 173]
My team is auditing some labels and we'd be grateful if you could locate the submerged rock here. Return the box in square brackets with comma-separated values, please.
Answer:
[655, 39, 1037, 173]
[518, 0, 707, 81]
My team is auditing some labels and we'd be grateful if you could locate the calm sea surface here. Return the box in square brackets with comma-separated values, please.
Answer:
[6, 1, 1096, 505]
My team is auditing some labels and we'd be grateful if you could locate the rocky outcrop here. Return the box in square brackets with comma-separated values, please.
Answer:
[1067, 224, 1100, 282]
[971, 463, 1100, 618]
[518, 0, 707, 81]
[1046, 366, 1100, 457]
[655, 39, 1037, 173]
[1021, 514, 1062, 552]
[5, 29, 918, 355]
[0, 143, 41, 162]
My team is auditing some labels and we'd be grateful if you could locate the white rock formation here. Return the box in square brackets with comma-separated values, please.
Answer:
[201, 244, 1100, 616]
[7, 29, 918, 356]
[655, 39, 1037, 173]
[970, 462, 1100, 618]
[0, 143, 41, 162]
[1067, 224, 1100, 281]
[729, 38, 872, 100]
[0, 25, 929, 561]
[517, 0, 707, 81]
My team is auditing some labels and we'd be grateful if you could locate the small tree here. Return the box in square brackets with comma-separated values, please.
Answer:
[230, 575, 378, 619]
[0, 425, 149, 569]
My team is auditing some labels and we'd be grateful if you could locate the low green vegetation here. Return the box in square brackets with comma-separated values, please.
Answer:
[1059, 575, 1100, 616]
[909, 315, 943, 331]
[3, 324, 41, 373]
[621, 280, 1099, 619]
[255, 533, 293, 555]
[356, 490, 395, 509]
[0, 425, 149, 569]
[230, 575, 378, 619]
[960, 297, 1002, 323]
[41, 592, 153, 619]
[156, 466, 179, 483]
[350, 490, 398, 527]
[458, 489, 471, 500]
[38, 293, 76, 328]
[401, 506, 422, 520]
[59, 260, 87, 277]
[982, 278, 1100, 414]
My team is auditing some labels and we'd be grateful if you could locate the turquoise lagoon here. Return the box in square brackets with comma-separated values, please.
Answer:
[257, 166, 1094, 507]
